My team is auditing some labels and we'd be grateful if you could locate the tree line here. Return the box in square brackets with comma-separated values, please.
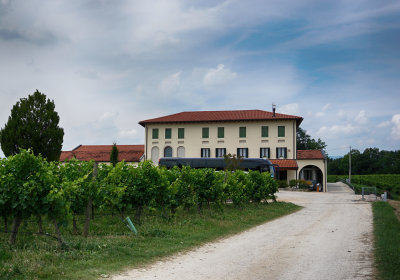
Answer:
[328, 148, 400, 175]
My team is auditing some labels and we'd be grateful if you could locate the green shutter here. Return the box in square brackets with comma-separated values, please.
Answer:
[178, 128, 184, 139]
[152, 128, 159, 139]
[218, 127, 224, 138]
[202, 127, 209, 138]
[262, 126, 269, 137]
[165, 128, 171, 139]
[239, 127, 246, 138]
[278, 126, 285, 137]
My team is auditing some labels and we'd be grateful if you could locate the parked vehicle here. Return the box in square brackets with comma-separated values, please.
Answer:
[158, 157, 276, 178]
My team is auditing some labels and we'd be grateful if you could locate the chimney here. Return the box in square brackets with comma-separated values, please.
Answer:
[272, 103, 276, 117]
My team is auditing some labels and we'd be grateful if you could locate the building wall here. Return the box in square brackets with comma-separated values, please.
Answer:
[144, 120, 297, 163]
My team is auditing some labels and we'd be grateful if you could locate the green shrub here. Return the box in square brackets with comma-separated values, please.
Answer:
[277, 180, 288, 188]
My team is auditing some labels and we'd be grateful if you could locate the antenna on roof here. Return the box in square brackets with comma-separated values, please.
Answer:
[272, 103, 276, 117]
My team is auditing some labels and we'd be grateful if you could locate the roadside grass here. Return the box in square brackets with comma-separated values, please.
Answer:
[0, 202, 301, 280]
[373, 201, 400, 280]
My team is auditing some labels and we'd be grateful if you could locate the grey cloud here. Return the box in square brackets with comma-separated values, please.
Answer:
[0, 28, 57, 45]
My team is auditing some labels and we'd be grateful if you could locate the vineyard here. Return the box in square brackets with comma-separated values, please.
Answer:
[328, 174, 400, 200]
[0, 149, 278, 246]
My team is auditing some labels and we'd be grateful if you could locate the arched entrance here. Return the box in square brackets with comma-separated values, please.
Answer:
[299, 165, 323, 185]
[164, 146, 173, 157]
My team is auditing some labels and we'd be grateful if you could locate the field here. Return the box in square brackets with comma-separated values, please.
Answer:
[0, 202, 300, 280]
[327, 174, 400, 200]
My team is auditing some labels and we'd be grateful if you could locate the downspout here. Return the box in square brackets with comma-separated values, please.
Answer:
[145, 125, 148, 160]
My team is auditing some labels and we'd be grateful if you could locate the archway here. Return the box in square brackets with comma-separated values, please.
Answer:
[299, 165, 323, 186]
[164, 146, 173, 157]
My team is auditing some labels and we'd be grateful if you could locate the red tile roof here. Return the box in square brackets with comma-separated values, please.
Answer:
[297, 150, 325, 160]
[60, 145, 144, 162]
[139, 110, 303, 127]
[270, 159, 298, 170]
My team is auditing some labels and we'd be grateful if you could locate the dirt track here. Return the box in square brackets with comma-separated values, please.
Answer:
[111, 182, 374, 280]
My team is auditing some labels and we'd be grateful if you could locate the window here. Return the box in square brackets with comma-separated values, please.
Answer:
[201, 148, 210, 158]
[218, 127, 224, 138]
[152, 128, 159, 139]
[261, 126, 269, 137]
[260, 148, 270, 158]
[165, 128, 172, 139]
[216, 148, 226, 158]
[276, 147, 287, 159]
[178, 128, 185, 139]
[202, 127, 209, 138]
[164, 146, 173, 157]
[239, 127, 246, 138]
[278, 126, 285, 137]
[237, 148, 249, 158]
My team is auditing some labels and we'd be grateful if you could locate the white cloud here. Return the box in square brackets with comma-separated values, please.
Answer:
[322, 103, 331, 111]
[337, 110, 347, 119]
[159, 71, 181, 93]
[317, 124, 364, 136]
[203, 64, 237, 87]
[280, 103, 300, 115]
[119, 129, 137, 137]
[99, 111, 117, 122]
[378, 120, 391, 128]
[391, 114, 400, 140]
[355, 110, 368, 124]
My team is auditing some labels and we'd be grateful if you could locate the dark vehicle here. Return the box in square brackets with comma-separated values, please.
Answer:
[158, 157, 276, 178]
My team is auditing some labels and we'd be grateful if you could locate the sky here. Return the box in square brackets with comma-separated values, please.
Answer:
[0, 0, 399, 157]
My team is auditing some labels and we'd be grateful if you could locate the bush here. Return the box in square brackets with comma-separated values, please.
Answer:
[289, 179, 297, 188]
[277, 180, 288, 188]
[297, 179, 311, 189]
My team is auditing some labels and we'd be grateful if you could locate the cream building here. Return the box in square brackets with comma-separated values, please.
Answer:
[139, 109, 327, 191]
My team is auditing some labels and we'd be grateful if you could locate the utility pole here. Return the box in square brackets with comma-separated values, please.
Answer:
[349, 146, 352, 184]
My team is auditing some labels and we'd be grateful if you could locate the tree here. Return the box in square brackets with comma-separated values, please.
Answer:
[296, 127, 327, 152]
[110, 142, 119, 167]
[0, 90, 64, 161]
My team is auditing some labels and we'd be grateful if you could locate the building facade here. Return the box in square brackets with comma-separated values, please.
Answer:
[139, 109, 328, 191]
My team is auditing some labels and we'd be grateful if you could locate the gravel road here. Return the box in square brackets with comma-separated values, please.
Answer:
[111, 182, 373, 280]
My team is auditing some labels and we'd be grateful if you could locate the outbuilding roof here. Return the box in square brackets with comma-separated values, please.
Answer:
[60, 145, 144, 162]
[139, 110, 303, 127]
[270, 159, 298, 170]
[297, 150, 325, 160]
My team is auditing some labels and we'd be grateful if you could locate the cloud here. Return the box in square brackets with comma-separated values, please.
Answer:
[159, 72, 181, 93]
[203, 64, 237, 87]
[280, 103, 300, 115]
[322, 103, 331, 111]
[119, 129, 137, 137]
[378, 120, 391, 128]
[355, 110, 368, 124]
[391, 114, 400, 140]
[317, 124, 365, 136]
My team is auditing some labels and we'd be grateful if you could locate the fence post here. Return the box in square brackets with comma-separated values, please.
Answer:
[362, 187, 365, 200]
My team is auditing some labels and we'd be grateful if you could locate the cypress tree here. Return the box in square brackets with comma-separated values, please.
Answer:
[110, 142, 119, 167]
[0, 90, 64, 161]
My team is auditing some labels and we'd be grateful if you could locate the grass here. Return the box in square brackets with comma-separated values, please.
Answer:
[373, 201, 400, 280]
[0, 202, 300, 279]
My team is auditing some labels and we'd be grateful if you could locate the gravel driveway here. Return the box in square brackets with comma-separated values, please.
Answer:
[112, 182, 373, 280]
